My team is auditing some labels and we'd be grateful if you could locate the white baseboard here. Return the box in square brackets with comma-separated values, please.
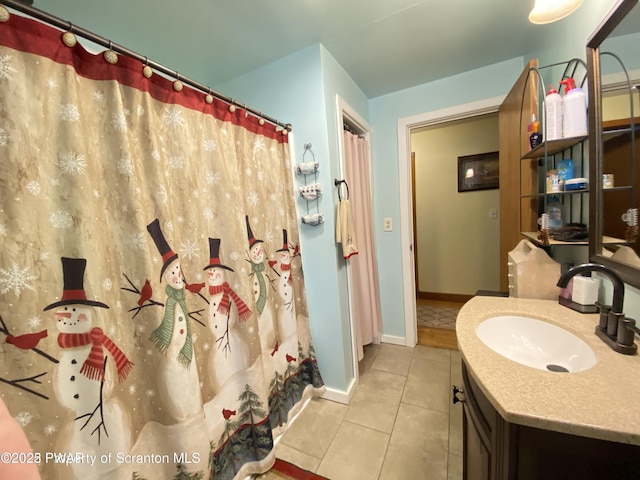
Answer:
[321, 377, 357, 405]
[380, 334, 408, 346]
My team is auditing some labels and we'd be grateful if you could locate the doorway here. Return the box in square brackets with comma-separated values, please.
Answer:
[397, 96, 505, 348]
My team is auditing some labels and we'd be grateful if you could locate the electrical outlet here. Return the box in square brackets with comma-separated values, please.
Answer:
[489, 208, 498, 219]
[383, 217, 393, 232]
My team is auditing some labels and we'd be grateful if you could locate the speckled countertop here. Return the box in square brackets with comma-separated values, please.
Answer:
[456, 296, 640, 445]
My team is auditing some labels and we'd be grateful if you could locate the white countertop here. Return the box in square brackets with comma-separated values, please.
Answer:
[456, 296, 640, 445]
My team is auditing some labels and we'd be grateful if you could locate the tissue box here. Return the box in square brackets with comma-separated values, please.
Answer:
[572, 276, 600, 305]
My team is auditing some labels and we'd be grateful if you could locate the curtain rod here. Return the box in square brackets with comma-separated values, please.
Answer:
[1, 0, 292, 132]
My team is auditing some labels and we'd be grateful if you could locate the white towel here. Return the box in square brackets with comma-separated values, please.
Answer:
[336, 199, 358, 259]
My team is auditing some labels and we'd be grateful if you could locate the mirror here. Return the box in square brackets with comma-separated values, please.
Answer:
[588, 0, 640, 286]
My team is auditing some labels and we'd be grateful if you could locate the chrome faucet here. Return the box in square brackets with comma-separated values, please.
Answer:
[557, 263, 637, 355]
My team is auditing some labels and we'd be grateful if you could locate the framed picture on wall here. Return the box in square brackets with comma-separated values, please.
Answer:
[457, 151, 499, 192]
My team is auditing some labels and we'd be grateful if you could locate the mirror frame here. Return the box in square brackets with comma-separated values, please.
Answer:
[587, 0, 640, 287]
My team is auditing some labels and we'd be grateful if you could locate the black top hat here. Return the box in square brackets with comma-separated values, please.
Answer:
[43, 257, 109, 311]
[245, 215, 263, 249]
[147, 218, 179, 281]
[276, 229, 289, 252]
[203, 238, 234, 271]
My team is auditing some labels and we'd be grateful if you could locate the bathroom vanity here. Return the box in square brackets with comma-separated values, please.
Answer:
[456, 296, 640, 480]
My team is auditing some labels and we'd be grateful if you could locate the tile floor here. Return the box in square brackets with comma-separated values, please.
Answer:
[260, 343, 463, 480]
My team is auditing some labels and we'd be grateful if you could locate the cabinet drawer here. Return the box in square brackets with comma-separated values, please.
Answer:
[461, 362, 497, 447]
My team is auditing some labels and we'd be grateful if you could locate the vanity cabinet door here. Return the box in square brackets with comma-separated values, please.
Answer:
[462, 402, 491, 480]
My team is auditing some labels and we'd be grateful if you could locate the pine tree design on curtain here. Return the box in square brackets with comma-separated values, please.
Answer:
[0, 10, 324, 480]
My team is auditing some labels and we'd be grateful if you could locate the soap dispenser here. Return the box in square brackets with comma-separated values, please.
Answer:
[544, 85, 563, 141]
[560, 78, 587, 138]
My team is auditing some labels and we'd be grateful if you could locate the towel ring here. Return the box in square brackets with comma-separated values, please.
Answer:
[334, 179, 349, 200]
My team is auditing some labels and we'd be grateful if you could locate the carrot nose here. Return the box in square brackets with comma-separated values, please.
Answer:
[56, 312, 72, 319]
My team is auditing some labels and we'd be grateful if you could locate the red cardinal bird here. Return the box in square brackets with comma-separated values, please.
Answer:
[270, 341, 279, 357]
[185, 282, 205, 294]
[138, 279, 153, 306]
[292, 244, 299, 256]
[6, 330, 48, 350]
[268, 260, 277, 269]
[285, 354, 296, 363]
[222, 408, 236, 420]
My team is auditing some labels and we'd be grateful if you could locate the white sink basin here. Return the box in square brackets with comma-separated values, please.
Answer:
[476, 315, 596, 373]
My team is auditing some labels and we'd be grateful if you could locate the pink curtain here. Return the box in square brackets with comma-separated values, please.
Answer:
[0, 10, 324, 480]
[343, 131, 382, 361]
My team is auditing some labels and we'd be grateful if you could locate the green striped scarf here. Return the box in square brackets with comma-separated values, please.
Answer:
[251, 261, 267, 314]
[150, 285, 193, 367]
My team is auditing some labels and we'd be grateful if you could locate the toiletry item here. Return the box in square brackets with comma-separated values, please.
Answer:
[603, 173, 614, 189]
[572, 275, 600, 305]
[544, 85, 563, 141]
[528, 114, 542, 149]
[545, 195, 564, 232]
[560, 78, 588, 138]
[556, 159, 574, 190]
[507, 239, 561, 300]
[564, 177, 588, 190]
[547, 169, 560, 193]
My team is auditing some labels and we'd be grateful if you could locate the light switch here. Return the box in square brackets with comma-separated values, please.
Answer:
[383, 217, 393, 232]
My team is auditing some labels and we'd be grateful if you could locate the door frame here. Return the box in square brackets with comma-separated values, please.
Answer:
[335, 94, 373, 395]
[397, 95, 505, 347]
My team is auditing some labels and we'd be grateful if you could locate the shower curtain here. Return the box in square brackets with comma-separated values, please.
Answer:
[343, 131, 382, 361]
[0, 11, 324, 480]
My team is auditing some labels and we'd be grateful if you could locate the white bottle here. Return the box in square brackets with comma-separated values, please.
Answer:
[560, 78, 588, 138]
[543, 85, 563, 141]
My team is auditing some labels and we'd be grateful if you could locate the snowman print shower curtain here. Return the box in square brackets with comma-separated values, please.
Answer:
[0, 10, 324, 480]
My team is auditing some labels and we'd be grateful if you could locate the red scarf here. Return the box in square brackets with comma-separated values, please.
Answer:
[281, 262, 292, 284]
[209, 282, 252, 321]
[58, 328, 134, 383]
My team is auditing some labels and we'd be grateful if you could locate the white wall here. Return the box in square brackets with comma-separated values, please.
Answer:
[411, 115, 500, 295]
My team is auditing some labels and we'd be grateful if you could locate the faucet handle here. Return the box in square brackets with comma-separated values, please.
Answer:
[616, 316, 637, 347]
[595, 302, 611, 331]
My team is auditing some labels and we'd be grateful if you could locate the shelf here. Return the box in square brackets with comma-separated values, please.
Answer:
[521, 136, 588, 159]
[522, 232, 626, 247]
[520, 189, 590, 199]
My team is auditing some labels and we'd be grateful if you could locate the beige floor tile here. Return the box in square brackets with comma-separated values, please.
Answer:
[316, 421, 389, 480]
[273, 442, 322, 473]
[359, 343, 381, 376]
[345, 369, 406, 434]
[402, 356, 451, 413]
[448, 453, 463, 480]
[370, 343, 414, 376]
[379, 403, 449, 480]
[280, 397, 348, 459]
[413, 345, 451, 364]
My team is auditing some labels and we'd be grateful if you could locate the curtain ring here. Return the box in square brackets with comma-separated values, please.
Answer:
[142, 56, 153, 78]
[205, 88, 213, 104]
[173, 72, 183, 92]
[229, 100, 236, 113]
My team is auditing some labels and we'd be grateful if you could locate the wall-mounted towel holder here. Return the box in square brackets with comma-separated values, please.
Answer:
[297, 143, 323, 226]
[334, 178, 349, 200]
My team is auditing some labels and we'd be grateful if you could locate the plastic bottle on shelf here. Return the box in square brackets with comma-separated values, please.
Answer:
[528, 114, 543, 150]
[546, 195, 564, 232]
[560, 78, 588, 138]
[544, 85, 563, 141]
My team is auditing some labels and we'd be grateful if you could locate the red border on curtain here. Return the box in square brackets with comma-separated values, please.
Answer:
[1, 12, 288, 143]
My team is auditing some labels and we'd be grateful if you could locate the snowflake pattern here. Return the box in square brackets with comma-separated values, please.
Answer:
[248, 192, 260, 206]
[151, 150, 161, 162]
[203, 139, 217, 152]
[117, 157, 134, 175]
[129, 232, 146, 250]
[128, 385, 136, 395]
[0, 224, 6, 236]
[230, 251, 239, 261]
[43, 424, 57, 436]
[26, 181, 41, 196]
[180, 239, 200, 260]
[58, 104, 80, 122]
[257, 171, 265, 182]
[245, 167, 253, 177]
[169, 156, 184, 169]
[163, 107, 185, 128]
[47, 79, 58, 89]
[49, 210, 73, 229]
[0, 128, 9, 147]
[28, 316, 42, 329]
[93, 189, 100, 198]
[0, 263, 37, 297]
[253, 137, 266, 152]
[110, 111, 128, 132]
[14, 412, 33, 427]
[203, 208, 213, 221]
[103, 278, 113, 291]
[136, 105, 145, 116]
[91, 90, 105, 102]
[157, 185, 168, 204]
[205, 171, 221, 185]
[145, 389, 155, 398]
[56, 151, 87, 176]
[0, 55, 17, 80]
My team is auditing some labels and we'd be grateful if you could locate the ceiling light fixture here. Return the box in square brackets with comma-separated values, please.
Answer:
[529, 0, 584, 24]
